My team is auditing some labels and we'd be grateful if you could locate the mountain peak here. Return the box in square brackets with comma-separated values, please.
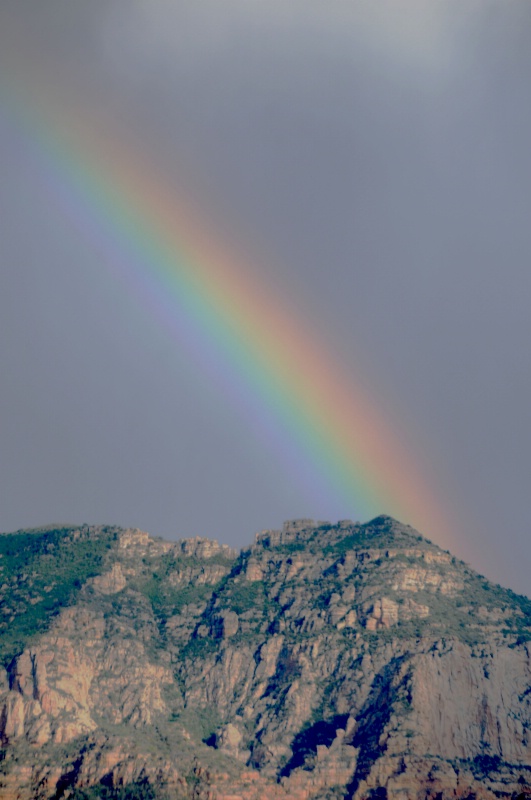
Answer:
[0, 519, 530, 799]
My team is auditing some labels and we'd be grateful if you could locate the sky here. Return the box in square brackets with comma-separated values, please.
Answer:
[0, 0, 530, 594]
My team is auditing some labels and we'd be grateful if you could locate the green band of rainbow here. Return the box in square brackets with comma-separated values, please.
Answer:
[0, 61, 457, 548]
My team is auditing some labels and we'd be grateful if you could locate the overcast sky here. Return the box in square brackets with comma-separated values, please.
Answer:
[1, 1, 530, 594]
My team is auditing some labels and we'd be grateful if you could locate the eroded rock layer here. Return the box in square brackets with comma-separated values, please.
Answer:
[1, 517, 530, 799]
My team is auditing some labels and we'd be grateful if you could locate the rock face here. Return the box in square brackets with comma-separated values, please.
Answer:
[0, 517, 531, 800]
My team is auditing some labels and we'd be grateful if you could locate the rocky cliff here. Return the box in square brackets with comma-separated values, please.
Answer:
[1, 516, 530, 800]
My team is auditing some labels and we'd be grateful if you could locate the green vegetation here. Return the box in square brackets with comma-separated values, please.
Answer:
[129, 553, 233, 622]
[0, 526, 117, 667]
[180, 633, 219, 662]
[219, 579, 265, 615]
[323, 526, 422, 557]
[133, 573, 213, 617]
[68, 780, 183, 800]
[174, 704, 222, 743]
[275, 541, 307, 554]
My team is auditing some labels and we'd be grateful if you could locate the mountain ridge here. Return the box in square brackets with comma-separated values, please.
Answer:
[1, 516, 530, 800]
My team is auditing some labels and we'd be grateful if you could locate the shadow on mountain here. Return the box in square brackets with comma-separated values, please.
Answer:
[280, 714, 350, 777]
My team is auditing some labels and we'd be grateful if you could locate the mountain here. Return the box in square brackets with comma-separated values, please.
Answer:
[1, 516, 530, 800]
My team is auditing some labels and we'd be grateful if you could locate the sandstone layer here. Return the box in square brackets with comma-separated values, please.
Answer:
[0, 517, 530, 800]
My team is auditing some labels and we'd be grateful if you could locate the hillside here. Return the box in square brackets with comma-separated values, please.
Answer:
[1, 516, 530, 800]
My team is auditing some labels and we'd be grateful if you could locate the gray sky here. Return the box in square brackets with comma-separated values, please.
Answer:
[1, 1, 530, 594]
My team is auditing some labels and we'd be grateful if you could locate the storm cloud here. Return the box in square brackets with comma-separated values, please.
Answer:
[1, 0, 530, 593]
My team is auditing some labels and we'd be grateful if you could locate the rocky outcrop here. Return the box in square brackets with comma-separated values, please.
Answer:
[1, 516, 530, 799]
[89, 563, 127, 594]
[0, 613, 173, 749]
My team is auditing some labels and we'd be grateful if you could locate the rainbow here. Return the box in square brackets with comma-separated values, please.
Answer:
[0, 63, 456, 548]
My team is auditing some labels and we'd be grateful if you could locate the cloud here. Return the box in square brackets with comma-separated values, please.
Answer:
[101, 0, 247, 74]
[100, 0, 471, 83]
[353, 0, 464, 72]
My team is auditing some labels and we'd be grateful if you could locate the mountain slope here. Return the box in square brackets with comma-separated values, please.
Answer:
[1, 517, 530, 800]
